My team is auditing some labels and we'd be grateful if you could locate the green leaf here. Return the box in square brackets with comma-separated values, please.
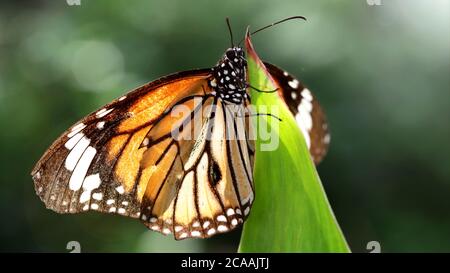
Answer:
[238, 32, 350, 253]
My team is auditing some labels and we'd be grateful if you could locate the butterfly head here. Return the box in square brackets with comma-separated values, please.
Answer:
[225, 47, 245, 63]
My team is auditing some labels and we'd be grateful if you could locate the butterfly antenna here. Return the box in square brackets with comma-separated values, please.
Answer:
[226, 17, 235, 47]
[238, 16, 307, 45]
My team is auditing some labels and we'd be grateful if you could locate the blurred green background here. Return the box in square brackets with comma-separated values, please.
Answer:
[0, 0, 448, 252]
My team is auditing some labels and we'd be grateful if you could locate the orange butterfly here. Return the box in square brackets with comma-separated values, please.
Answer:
[31, 17, 329, 239]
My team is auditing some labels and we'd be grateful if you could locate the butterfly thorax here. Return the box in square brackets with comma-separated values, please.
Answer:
[210, 47, 248, 104]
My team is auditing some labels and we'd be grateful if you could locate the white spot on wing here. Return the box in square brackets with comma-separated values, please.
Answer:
[79, 174, 102, 202]
[288, 79, 299, 89]
[79, 191, 91, 203]
[301, 88, 313, 102]
[207, 228, 216, 236]
[226, 208, 235, 216]
[296, 111, 312, 149]
[70, 123, 85, 132]
[151, 225, 160, 231]
[96, 108, 113, 118]
[92, 192, 103, 200]
[218, 225, 228, 232]
[118, 95, 126, 101]
[217, 215, 227, 222]
[299, 99, 313, 113]
[83, 173, 101, 191]
[65, 133, 84, 150]
[96, 121, 105, 130]
[175, 226, 183, 232]
[65, 136, 90, 172]
[68, 123, 86, 138]
[297, 98, 313, 133]
[115, 185, 125, 194]
[68, 146, 96, 191]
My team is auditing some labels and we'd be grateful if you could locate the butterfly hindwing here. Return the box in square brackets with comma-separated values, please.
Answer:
[264, 62, 330, 164]
[139, 98, 254, 239]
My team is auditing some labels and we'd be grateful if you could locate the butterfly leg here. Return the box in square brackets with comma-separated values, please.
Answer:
[237, 112, 282, 122]
[201, 85, 208, 96]
[246, 84, 279, 93]
[245, 113, 282, 121]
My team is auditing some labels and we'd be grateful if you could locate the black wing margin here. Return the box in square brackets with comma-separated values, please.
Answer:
[264, 62, 330, 164]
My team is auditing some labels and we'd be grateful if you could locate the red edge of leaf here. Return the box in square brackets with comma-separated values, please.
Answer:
[244, 29, 276, 87]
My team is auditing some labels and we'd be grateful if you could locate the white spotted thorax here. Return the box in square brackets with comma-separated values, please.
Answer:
[210, 47, 248, 104]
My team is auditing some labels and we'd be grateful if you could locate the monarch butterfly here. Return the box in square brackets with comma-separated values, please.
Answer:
[31, 17, 330, 240]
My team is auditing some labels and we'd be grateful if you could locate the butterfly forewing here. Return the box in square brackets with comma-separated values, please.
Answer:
[32, 70, 210, 215]
[31, 69, 255, 239]
[265, 62, 330, 164]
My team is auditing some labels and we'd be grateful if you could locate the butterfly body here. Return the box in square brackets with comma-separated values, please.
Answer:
[32, 29, 329, 240]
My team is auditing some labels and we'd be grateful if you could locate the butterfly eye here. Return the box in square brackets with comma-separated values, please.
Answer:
[225, 51, 235, 60]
